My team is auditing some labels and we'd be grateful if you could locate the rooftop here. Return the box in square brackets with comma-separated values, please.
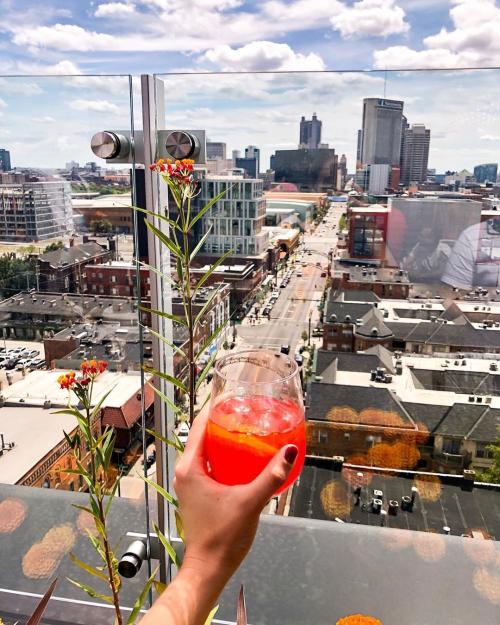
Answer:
[39, 242, 107, 268]
[290, 457, 500, 539]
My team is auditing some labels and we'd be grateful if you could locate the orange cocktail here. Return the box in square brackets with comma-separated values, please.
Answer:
[204, 350, 305, 493]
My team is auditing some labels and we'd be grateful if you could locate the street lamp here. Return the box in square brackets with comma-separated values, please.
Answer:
[308, 310, 312, 346]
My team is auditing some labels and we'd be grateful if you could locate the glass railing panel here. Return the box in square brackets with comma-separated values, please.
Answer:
[0, 74, 160, 613]
[152, 68, 500, 548]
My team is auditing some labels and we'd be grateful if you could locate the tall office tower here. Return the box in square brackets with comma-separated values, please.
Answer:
[360, 98, 404, 166]
[400, 124, 431, 186]
[0, 149, 12, 172]
[232, 149, 241, 166]
[474, 163, 498, 184]
[207, 142, 227, 160]
[399, 115, 409, 168]
[337, 154, 348, 189]
[0, 181, 73, 242]
[244, 145, 260, 175]
[356, 130, 363, 168]
[299, 113, 322, 149]
[196, 173, 269, 257]
[235, 157, 258, 178]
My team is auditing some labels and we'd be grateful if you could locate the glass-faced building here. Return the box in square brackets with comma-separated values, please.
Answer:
[197, 175, 269, 256]
[0, 181, 73, 242]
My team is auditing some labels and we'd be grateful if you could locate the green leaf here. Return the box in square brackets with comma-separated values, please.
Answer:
[102, 429, 116, 470]
[195, 320, 228, 363]
[142, 475, 178, 508]
[27, 577, 58, 625]
[66, 577, 113, 603]
[90, 386, 115, 423]
[145, 427, 183, 453]
[175, 510, 185, 543]
[84, 529, 107, 564]
[195, 351, 217, 392]
[136, 260, 177, 289]
[63, 430, 78, 450]
[140, 305, 187, 327]
[204, 605, 219, 625]
[194, 284, 224, 329]
[69, 553, 108, 582]
[131, 205, 180, 231]
[145, 219, 183, 259]
[126, 566, 159, 625]
[72, 503, 98, 520]
[54, 407, 85, 420]
[104, 477, 120, 518]
[143, 365, 188, 394]
[143, 324, 186, 359]
[194, 249, 233, 292]
[148, 383, 182, 416]
[189, 185, 232, 229]
[153, 580, 167, 596]
[153, 523, 181, 568]
[189, 224, 212, 262]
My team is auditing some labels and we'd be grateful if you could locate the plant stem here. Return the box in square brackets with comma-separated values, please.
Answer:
[85, 400, 123, 625]
[182, 197, 196, 426]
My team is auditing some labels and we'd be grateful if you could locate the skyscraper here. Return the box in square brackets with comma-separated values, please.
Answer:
[244, 145, 260, 175]
[0, 149, 11, 172]
[235, 157, 258, 178]
[360, 98, 404, 166]
[400, 124, 431, 185]
[337, 154, 347, 190]
[299, 114, 322, 149]
[270, 148, 338, 192]
[474, 163, 498, 184]
[206, 142, 227, 160]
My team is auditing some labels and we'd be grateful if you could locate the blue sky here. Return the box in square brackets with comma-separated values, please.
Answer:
[1, 0, 500, 169]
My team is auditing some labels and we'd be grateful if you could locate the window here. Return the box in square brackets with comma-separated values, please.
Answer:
[318, 430, 328, 444]
[443, 438, 461, 455]
[111, 287, 118, 295]
[111, 275, 116, 283]
[476, 444, 494, 459]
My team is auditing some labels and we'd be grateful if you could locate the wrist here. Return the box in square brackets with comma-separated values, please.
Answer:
[180, 550, 234, 590]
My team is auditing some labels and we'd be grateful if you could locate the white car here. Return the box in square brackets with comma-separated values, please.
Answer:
[271, 290, 280, 298]
[177, 422, 190, 445]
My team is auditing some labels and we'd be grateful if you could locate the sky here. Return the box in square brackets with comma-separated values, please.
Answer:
[0, 0, 500, 171]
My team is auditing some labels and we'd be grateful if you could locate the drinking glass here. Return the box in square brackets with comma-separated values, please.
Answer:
[204, 349, 306, 494]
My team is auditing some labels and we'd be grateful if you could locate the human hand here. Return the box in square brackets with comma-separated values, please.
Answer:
[174, 407, 299, 584]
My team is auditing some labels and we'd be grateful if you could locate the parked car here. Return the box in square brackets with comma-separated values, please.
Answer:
[312, 327, 324, 337]
[294, 354, 304, 366]
[27, 350, 40, 358]
[280, 345, 290, 355]
[296, 271, 302, 277]
[263, 307, 271, 317]
[321, 271, 327, 277]
[272, 291, 280, 298]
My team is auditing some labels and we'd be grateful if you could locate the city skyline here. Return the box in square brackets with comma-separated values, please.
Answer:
[2, 69, 500, 176]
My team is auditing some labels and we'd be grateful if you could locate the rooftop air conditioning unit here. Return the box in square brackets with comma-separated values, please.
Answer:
[476, 396, 483, 403]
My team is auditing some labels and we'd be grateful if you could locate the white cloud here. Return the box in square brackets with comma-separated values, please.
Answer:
[69, 99, 122, 114]
[0, 79, 42, 96]
[331, 0, 409, 38]
[31, 116, 56, 123]
[17, 60, 81, 75]
[0, 98, 7, 109]
[202, 41, 325, 71]
[374, 0, 500, 69]
[481, 134, 500, 141]
[95, 2, 136, 17]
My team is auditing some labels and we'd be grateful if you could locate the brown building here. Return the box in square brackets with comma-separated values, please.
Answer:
[346, 205, 389, 260]
[83, 261, 150, 298]
[0, 370, 152, 491]
[38, 241, 111, 293]
[332, 265, 411, 299]
[72, 193, 133, 234]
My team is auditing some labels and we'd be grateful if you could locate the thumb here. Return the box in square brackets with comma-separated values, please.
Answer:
[241, 444, 298, 509]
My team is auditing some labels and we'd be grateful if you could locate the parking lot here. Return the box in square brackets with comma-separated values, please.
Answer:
[0, 339, 46, 388]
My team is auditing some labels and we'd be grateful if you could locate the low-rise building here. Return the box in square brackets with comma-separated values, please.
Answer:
[332, 265, 411, 298]
[308, 347, 500, 475]
[72, 193, 133, 234]
[38, 241, 111, 293]
[0, 369, 153, 489]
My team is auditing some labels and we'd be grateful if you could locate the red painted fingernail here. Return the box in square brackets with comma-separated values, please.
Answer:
[284, 445, 298, 465]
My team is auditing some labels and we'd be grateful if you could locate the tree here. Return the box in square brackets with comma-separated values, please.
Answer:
[476, 440, 500, 484]
[93, 218, 113, 234]
[44, 241, 64, 252]
[0, 254, 36, 295]
[301, 330, 308, 342]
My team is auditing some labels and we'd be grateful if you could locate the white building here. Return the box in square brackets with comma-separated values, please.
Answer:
[197, 174, 269, 257]
[355, 163, 391, 194]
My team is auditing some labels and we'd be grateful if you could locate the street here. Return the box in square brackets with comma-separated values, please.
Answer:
[237, 202, 345, 355]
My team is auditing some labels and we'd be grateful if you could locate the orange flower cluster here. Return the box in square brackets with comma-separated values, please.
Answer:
[57, 360, 107, 390]
[57, 371, 76, 390]
[149, 158, 195, 184]
[337, 615, 382, 625]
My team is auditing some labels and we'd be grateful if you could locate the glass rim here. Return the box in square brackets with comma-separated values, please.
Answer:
[213, 348, 300, 386]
